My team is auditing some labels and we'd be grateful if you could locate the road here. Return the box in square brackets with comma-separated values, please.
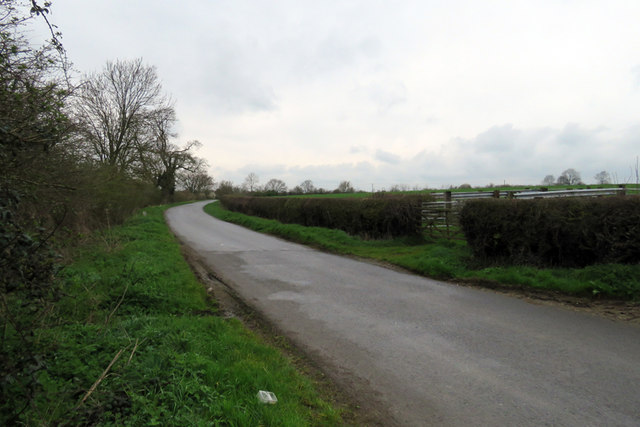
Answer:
[165, 201, 640, 426]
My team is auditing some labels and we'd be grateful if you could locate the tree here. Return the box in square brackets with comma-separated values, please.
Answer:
[180, 169, 214, 197]
[243, 172, 259, 192]
[594, 171, 611, 185]
[557, 168, 582, 185]
[74, 58, 171, 173]
[336, 180, 354, 193]
[264, 178, 287, 194]
[542, 175, 555, 186]
[390, 184, 410, 192]
[300, 179, 315, 194]
[136, 107, 202, 196]
[215, 180, 236, 197]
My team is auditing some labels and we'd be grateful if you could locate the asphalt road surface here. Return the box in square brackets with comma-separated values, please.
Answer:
[166, 201, 640, 426]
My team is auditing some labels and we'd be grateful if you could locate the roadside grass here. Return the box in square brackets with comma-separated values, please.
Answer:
[19, 205, 342, 425]
[204, 202, 640, 300]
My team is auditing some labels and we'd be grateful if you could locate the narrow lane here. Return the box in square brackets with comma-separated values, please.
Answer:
[166, 201, 640, 426]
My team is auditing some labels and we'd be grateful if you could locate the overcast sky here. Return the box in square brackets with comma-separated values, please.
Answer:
[45, 0, 640, 190]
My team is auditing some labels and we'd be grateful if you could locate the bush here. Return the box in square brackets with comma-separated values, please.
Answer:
[1, 188, 58, 423]
[219, 195, 428, 239]
[460, 196, 640, 267]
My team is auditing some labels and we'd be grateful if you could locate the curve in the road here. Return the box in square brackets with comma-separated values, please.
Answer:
[166, 201, 640, 426]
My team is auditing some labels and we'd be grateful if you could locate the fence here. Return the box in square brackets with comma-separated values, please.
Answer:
[421, 187, 627, 239]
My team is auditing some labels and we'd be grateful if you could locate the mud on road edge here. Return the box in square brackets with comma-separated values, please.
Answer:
[178, 243, 401, 427]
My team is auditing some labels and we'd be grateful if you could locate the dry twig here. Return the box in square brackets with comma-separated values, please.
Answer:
[75, 346, 127, 410]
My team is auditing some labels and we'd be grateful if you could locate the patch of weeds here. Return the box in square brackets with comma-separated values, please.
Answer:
[575, 264, 640, 299]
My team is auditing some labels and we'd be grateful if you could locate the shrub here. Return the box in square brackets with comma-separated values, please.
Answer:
[1, 188, 59, 423]
[460, 196, 640, 267]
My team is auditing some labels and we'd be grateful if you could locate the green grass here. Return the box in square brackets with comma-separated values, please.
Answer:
[204, 202, 640, 300]
[16, 205, 343, 426]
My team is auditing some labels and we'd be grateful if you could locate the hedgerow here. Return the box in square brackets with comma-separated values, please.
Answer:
[460, 196, 640, 267]
[219, 195, 428, 239]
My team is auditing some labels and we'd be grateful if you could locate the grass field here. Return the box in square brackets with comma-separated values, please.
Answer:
[284, 183, 640, 198]
[9, 205, 343, 425]
[204, 202, 640, 300]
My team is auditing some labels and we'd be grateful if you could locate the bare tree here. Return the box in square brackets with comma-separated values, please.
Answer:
[264, 178, 287, 194]
[336, 180, 355, 193]
[243, 172, 259, 192]
[594, 171, 611, 185]
[542, 175, 555, 186]
[135, 107, 201, 195]
[74, 58, 170, 173]
[300, 179, 315, 194]
[390, 184, 411, 192]
[180, 169, 214, 197]
[557, 168, 582, 185]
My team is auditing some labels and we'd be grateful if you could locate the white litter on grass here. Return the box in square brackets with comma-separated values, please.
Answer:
[257, 390, 278, 404]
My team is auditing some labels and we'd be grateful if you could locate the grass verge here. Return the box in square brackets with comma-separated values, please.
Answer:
[14, 205, 342, 425]
[204, 202, 640, 300]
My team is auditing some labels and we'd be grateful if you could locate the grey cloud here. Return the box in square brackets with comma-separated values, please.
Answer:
[471, 124, 521, 153]
[198, 41, 278, 113]
[365, 81, 407, 112]
[375, 149, 401, 164]
[556, 123, 593, 146]
[285, 34, 382, 79]
[358, 37, 382, 58]
[316, 33, 381, 66]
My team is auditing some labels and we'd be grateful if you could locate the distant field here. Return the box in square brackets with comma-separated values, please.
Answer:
[285, 183, 639, 198]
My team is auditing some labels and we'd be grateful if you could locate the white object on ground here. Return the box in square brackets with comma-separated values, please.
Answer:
[257, 390, 278, 404]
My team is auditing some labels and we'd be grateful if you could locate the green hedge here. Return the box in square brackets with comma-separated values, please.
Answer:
[219, 195, 427, 239]
[459, 196, 640, 267]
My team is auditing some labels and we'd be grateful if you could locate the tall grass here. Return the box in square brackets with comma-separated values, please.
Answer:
[11, 205, 342, 425]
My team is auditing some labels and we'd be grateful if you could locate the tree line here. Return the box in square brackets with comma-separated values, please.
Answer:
[542, 168, 615, 186]
[215, 174, 357, 197]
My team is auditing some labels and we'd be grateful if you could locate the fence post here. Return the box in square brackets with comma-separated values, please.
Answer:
[445, 191, 452, 238]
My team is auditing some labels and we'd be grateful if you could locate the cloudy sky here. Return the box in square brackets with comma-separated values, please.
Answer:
[44, 0, 640, 190]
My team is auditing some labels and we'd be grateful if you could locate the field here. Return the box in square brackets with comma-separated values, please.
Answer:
[288, 183, 640, 198]
[5, 205, 343, 425]
[204, 200, 640, 302]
